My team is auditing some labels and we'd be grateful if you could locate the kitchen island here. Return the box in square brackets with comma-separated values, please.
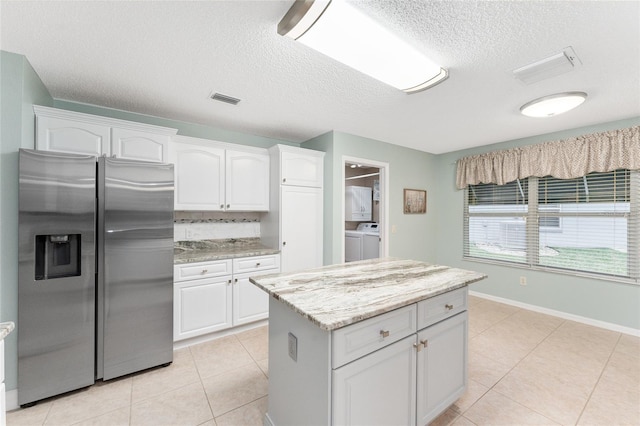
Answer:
[250, 258, 487, 426]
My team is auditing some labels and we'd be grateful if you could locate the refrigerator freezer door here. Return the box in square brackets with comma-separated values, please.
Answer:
[17, 149, 96, 406]
[97, 157, 174, 380]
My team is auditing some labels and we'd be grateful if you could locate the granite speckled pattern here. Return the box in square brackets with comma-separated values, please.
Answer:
[0, 321, 15, 340]
[250, 257, 487, 331]
[174, 238, 279, 264]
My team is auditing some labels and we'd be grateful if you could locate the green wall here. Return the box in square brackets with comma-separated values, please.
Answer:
[0, 51, 54, 392]
[303, 131, 440, 265]
[434, 117, 640, 330]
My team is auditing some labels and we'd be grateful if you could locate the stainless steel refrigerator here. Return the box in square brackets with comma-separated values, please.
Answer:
[17, 149, 174, 407]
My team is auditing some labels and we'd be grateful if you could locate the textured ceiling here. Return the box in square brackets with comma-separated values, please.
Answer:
[1, 0, 639, 154]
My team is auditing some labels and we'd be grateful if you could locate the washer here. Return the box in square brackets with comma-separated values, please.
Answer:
[345, 223, 380, 262]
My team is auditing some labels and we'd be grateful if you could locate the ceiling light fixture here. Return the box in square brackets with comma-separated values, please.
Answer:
[278, 0, 448, 93]
[520, 92, 587, 117]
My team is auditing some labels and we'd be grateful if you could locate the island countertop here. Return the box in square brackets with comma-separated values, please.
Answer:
[250, 257, 487, 331]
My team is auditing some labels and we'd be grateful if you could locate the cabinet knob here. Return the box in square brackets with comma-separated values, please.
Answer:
[256, 262, 261, 267]
[282, 241, 286, 246]
[283, 178, 287, 183]
[420, 339, 428, 348]
[227, 279, 231, 285]
[413, 342, 423, 352]
[226, 204, 230, 208]
[445, 304, 454, 310]
[379, 330, 390, 338]
[220, 204, 224, 209]
[201, 269, 208, 274]
[234, 278, 238, 283]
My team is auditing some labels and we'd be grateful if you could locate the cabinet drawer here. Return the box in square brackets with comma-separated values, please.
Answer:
[233, 254, 280, 274]
[332, 304, 417, 368]
[174, 259, 232, 282]
[417, 287, 467, 330]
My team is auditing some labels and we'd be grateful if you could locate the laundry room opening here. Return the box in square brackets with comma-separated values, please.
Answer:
[342, 156, 389, 263]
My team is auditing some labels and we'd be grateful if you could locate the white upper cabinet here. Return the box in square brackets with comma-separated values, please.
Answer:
[225, 150, 270, 211]
[34, 106, 176, 162]
[345, 186, 372, 221]
[170, 140, 225, 211]
[170, 135, 269, 212]
[111, 128, 169, 163]
[280, 147, 323, 188]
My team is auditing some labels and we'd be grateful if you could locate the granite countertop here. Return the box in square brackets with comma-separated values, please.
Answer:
[0, 321, 15, 340]
[250, 258, 487, 331]
[174, 238, 280, 264]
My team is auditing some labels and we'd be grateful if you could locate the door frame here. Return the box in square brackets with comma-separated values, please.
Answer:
[341, 156, 389, 262]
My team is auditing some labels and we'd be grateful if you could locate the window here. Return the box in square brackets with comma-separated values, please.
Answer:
[464, 170, 639, 282]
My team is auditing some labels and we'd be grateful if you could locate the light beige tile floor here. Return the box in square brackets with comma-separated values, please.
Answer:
[7, 297, 640, 426]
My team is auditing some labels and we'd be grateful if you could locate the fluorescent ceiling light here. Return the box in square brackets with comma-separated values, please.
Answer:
[520, 92, 587, 117]
[278, 0, 448, 93]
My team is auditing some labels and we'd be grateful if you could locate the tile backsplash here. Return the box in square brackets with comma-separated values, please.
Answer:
[174, 211, 261, 241]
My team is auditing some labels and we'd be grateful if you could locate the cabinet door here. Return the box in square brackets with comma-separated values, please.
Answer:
[332, 334, 417, 426]
[36, 115, 110, 156]
[170, 143, 225, 210]
[346, 186, 372, 221]
[232, 274, 271, 326]
[173, 277, 232, 341]
[225, 150, 269, 211]
[417, 311, 468, 425]
[111, 128, 169, 163]
[359, 187, 373, 220]
[280, 186, 323, 272]
[281, 150, 323, 188]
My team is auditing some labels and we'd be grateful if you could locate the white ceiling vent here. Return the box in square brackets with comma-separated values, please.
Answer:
[210, 92, 241, 105]
[513, 47, 581, 85]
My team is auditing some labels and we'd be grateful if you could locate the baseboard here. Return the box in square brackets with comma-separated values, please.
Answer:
[469, 290, 640, 337]
[173, 319, 268, 350]
[6, 389, 17, 412]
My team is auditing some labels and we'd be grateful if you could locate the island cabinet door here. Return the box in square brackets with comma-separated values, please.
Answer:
[332, 334, 417, 426]
[416, 311, 468, 425]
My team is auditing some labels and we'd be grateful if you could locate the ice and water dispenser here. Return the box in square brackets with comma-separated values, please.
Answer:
[34, 234, 81, 280]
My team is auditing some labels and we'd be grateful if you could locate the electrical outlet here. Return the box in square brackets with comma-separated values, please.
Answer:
[288, 332, 297, 361]
[520, 276, 527, 286]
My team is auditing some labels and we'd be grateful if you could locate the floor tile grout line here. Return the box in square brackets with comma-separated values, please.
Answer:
[191, 344, 217, 426]
[573, 332, 623, 426]
[460, 313, 569, 425]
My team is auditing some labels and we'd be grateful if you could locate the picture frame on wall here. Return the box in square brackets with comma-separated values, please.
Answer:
[403, 188, 427, 214]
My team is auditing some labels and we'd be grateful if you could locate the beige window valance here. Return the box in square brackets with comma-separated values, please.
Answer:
[456, 126, 640, 189]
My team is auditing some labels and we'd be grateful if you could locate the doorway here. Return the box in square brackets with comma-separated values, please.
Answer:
[342, 156, 389, 263]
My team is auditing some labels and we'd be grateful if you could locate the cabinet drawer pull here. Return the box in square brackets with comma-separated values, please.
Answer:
[445, 304, 454, 310]
[413, 342, 422, 352]
[420, 339, 428, 348]
[256, 262, 261, 267]
[201, 269, 208, 274]
[379, 330, 390, 338]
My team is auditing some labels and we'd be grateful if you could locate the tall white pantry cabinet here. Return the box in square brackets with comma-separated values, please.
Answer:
[262, 145, 324, 272]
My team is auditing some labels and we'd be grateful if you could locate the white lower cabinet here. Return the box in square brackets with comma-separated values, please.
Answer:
[266, 287, 468, 426]
[333, 335, 417, 426]
[174, 254, 280, 341]
[417, 311, 468, 425]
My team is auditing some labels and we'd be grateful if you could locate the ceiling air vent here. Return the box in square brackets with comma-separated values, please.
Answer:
[513, 47, 581, 85]
[210, 92, 241, 105]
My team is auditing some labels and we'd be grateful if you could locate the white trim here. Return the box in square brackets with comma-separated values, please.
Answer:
[6, 389, 17, 412]
[341, 156, 390, 262]
[33, 105, 178, 135]
[469, 290, 640, 337]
